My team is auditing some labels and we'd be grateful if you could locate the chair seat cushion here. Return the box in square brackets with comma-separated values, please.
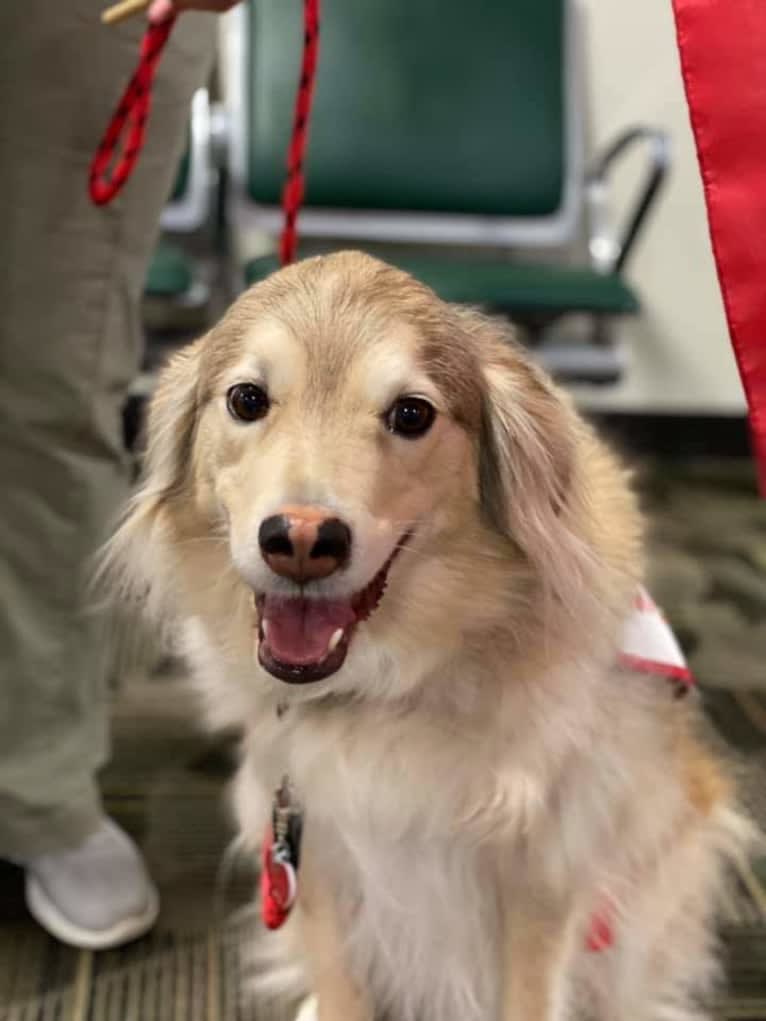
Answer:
[244, 254, 639, 317]
[145, 242, 194, 298]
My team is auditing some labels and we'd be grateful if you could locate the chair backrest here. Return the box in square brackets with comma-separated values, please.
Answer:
[235, 0, 583, 248]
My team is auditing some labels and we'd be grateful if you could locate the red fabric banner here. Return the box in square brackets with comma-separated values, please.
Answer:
[671, 0, 766, 494]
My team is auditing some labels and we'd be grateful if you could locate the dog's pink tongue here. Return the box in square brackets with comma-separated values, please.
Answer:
[261, 596, 355, 665]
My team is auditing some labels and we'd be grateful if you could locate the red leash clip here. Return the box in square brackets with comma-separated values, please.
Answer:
[89, 17, 176, 206]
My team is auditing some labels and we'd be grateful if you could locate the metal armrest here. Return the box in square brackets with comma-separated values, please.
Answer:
[586, 127, 671, 275]
[161, 88, 213, 233]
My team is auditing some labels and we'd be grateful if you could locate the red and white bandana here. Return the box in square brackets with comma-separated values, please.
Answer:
[618, 587, 694, 691]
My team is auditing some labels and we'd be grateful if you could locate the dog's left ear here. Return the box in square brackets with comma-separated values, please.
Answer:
[479, 345, 581, 595]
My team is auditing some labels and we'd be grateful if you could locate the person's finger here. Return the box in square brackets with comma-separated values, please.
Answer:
[147, 0, 174, 23]
[148, 0, 239, 16]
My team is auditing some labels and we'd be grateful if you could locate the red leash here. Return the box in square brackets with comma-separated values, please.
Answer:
[279, 0, 320, 265]
[89, 17, 176, 206]
[89, 1, 320, 267]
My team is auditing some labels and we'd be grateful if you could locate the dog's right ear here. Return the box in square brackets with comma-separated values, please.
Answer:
[97, 336, 206, 613]
[140, 335, 206, 502]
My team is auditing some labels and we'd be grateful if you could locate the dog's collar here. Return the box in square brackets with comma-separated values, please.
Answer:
[275, 688, 360, 719]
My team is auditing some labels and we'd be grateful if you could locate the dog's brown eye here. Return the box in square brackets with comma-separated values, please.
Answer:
[227, 383, 270, 423]
[386, 397, 436, 439]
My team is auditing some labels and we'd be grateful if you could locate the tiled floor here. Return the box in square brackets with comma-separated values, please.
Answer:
[1, 457, 765, 1019]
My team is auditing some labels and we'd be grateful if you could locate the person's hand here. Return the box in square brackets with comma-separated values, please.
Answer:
[148, 0, 242, 22]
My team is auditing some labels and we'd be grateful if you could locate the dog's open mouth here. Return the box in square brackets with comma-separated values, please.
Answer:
[254, 537, 408, 684]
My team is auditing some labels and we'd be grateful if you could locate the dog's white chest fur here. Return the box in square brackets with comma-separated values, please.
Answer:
[243, 701, 512, 1021]
[318, 815, 501, 1021]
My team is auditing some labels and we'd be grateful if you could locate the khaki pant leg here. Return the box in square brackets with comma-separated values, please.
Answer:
[0, 0, 216, 858]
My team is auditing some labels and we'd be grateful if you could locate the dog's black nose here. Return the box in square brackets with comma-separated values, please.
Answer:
[259, 507, 352, 582]
[258, 515, 294, 558]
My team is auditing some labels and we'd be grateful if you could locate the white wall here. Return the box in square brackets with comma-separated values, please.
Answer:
[574, 0, 745, 414]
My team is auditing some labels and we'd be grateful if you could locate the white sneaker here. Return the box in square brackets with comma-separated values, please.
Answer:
[295, 996, 319, 1021]
[22, 818, 159, 950]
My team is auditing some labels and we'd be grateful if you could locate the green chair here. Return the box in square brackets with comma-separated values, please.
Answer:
[228, 0, 669, 383]
[144, 240, 194, 300]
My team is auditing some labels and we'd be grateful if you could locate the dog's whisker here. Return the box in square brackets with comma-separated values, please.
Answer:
[392, 543, 520, 566]
[171, 535, 229, 549]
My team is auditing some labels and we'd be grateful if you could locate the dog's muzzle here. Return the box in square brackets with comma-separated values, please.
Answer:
[254, 528, 411, 684]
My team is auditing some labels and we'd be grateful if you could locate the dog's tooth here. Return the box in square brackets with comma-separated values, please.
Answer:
[328, 628, 343, 653]
[262, 619, 270, 639]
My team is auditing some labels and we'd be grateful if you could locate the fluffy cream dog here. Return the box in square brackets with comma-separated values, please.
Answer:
[109, 251, 749, 1021]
